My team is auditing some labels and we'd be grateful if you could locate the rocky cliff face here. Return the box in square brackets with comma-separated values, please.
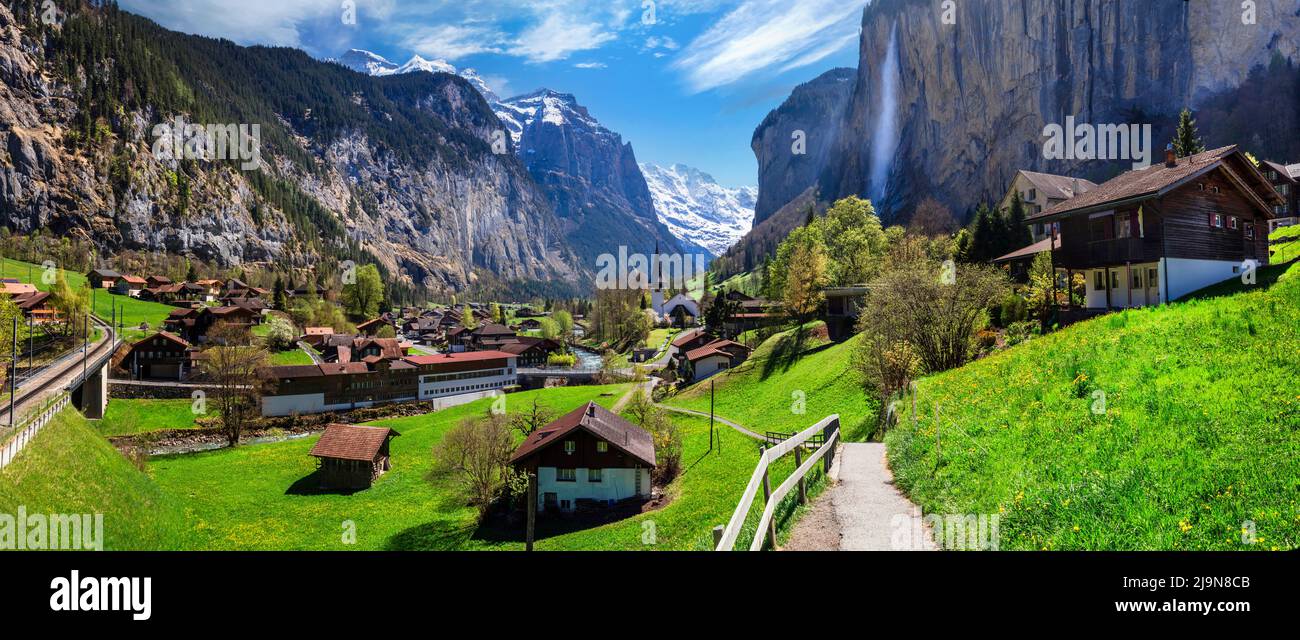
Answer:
[754, 0, 1300, 226]
[0, 5, 581, 297]
[750, 67, 856, 226]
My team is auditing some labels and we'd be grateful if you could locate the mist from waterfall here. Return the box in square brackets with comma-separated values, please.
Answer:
[868, 21, 900, 205]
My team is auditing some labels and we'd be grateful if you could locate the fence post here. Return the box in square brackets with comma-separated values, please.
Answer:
[794, 446, 806, 505]
[712, 525, 724, 550]
[525, 471, 537, 552]
[760, 447, 777, 550]
[822, 418, 838, 474]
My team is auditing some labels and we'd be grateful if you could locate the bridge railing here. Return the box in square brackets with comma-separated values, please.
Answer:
[714, 414, 840, 551]
[0, 392, 71, 471]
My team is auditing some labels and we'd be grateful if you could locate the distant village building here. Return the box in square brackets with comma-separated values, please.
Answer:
[510, 402, 655, 512]
[1261, 160, 1299, 232]
[999, 170, 1098, 242]
[123, 331, 199, 380]
[111, 275, 147, 297]
[86, 269, 122, 289]
[680, 338, 751, 382]
[308, 424, 400, 490]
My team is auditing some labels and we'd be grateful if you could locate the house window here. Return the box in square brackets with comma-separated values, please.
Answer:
[1245, 222, 1255, 240]
[1116, 213, 1132, 239]
[596, 441, 608, 453]
[1110, 271, 1120, 290]
[556, 468, 576, 482]
[1131, 270, 1142, 289]
[1211, 213, 1224, 228]
[1148, 268, 1158, 284]
[588, 468, 603, 483]
[564, 440, 575, 454]
[1228, 216, 1239, 230]
[1094, 271, 1104, 290]
[1027, 188, 1037, 201]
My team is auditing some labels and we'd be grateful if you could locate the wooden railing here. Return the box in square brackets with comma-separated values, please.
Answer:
[0, 392, 70, 470]
[714, 415, 840, 551]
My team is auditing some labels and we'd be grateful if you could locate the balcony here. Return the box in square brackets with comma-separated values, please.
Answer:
[1087, 237, 1148, 265]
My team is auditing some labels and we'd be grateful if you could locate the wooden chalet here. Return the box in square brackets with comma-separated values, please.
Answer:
[1026, 145, 1282, 314]
[124, 331, 200, 380]
[86, 268, 122, 289]
[308, 424, 400, 490]
[511, 402, 655, 512]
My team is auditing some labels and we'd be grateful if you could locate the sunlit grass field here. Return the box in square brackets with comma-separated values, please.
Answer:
[887, 261, 1300, 550]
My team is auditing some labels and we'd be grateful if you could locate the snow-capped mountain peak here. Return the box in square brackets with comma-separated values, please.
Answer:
[640, 163, 756, 257]
[393, 55, 457, 76]
[335, 49, 399, 76]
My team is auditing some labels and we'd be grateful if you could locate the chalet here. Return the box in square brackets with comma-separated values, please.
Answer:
[308, 424, 400, 490]
[1261, 160, 1299, 232]
[999, 170, 1098, 242]
[140, 283, 186, 304]
[195, 279, 223, 299]
[301, 327, 334, 347]
[1026, 145, 1282, 312]
[87, 269, 122, 289]
[516, 318, 543, 331]
[163, 308, 200, 339]
[324, 337, 406, 364]
[498, 337, 562, 368]
[510, 402, 655, 512]
[0, 280, 37, 297]
[681, 338, 751, 383]
[123, 331, 199, 380]
[12, 291, 58, 323]
[145, 275, 173, 288]
[670, 329, 713, 355]
[111, 275, 147, 297]
[355, 317, 389, 336]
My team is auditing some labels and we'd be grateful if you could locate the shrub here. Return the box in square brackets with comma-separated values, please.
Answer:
[1005, 321, 1038, 347]
[546, 353, 576, 368]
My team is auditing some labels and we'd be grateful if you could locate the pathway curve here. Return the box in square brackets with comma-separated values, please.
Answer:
[785, 442, 934, 551]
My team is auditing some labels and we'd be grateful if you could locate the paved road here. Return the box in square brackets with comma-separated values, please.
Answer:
[787, 442, 934, 551]
[656, 403, 763, 441]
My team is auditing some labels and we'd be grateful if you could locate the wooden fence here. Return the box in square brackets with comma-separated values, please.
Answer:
[715, 415, 840, 551]
[0, 392, 71, 471]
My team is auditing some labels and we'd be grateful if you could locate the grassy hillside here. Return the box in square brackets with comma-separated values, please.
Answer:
[1271, 226, 1299, 264]
[99, 399, 209, 437]
[888, 261, 1300, 550]
[668, 326, 880, 442]
[146, 383, 817, 550]
[0, 408, 187, 549]
[0, 258, 176, 341]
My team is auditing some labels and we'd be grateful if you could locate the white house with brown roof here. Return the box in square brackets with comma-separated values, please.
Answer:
[510, 402, 655, 512]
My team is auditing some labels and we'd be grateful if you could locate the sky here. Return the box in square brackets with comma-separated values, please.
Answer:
[118, 0, 867, 188]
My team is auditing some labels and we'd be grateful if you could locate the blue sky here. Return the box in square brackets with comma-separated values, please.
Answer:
[119, 0, 866, 188]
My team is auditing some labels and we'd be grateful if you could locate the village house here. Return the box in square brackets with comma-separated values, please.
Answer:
[510, 402, 655, 513]
[86, 268, 122, 289]
[12, 291, 59, 323]
[497, 336, 562, 368]
[1261, 160, 1299, 232]
[145, 275, 173, 288]
[0, 279, 37, 297]
[405, 351, 518, 405]
[1025, 145, 1282, 312]
[195, 279, 223, 300]
[300, 326, 334, 347]
[355, 316, 389, 336]
[122, 331, 200, 380]
[680, 338, 751, 383]
[308, 424, 400, 490]
[659, 293, 700, 328]
[111, 275, 147, 298]
[999, 170, 1098, 241]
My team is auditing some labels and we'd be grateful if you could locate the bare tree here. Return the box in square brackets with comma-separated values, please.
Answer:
[201, 322, 269, 447]
[431, 412, 516, 520]
[908, 197, 959, 237]
[508, 397, 556, 438]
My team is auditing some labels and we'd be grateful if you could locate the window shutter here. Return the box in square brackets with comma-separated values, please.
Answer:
[1130, 213, 1140, 237]
[1209, 212, 1215, 227]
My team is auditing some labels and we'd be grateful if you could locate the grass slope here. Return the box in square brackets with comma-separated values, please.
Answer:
[888, 261, 1300, 550]
[99, 399, 208, 437]
[667, 326, 880, 442]
[0, 408, 187, 549]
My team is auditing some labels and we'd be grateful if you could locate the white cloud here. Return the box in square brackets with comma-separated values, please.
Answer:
[644, 35, 680, 51]
[509, 13, 618, 63]
[673, 0, 865, 93]
[120, 0, 347, 49]
[574, 62, 608, 69]
[402, 24, 505, 61]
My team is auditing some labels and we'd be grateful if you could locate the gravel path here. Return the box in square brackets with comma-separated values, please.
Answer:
[786, 442, 935, 551]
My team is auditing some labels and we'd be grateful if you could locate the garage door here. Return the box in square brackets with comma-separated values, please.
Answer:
[147, 364, 181, 379]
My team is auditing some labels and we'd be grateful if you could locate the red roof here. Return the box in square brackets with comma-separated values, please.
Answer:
[685, 339, 750, 363]
[671, 329, 707, 348]
[510, 402, 655, 468]
[309, 424, 399, 462]
[405, 350, 515, 366]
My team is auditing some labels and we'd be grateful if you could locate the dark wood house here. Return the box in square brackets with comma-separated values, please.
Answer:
[308, 424, 400, 490]
[511, 402, 655, 512]
[1026, 145, 1282, 311]
[124, 331, 199, 380]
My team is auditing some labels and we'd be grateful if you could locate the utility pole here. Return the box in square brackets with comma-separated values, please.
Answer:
[82, 312, 88, 385]
[709, 379, 715, 453]
[10, 316, 18, 429]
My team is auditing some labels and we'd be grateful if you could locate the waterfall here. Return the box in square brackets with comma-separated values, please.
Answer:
[868, 21, 900, 204]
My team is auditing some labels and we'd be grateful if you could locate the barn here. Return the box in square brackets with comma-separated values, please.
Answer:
[308, 424, 400, 490]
